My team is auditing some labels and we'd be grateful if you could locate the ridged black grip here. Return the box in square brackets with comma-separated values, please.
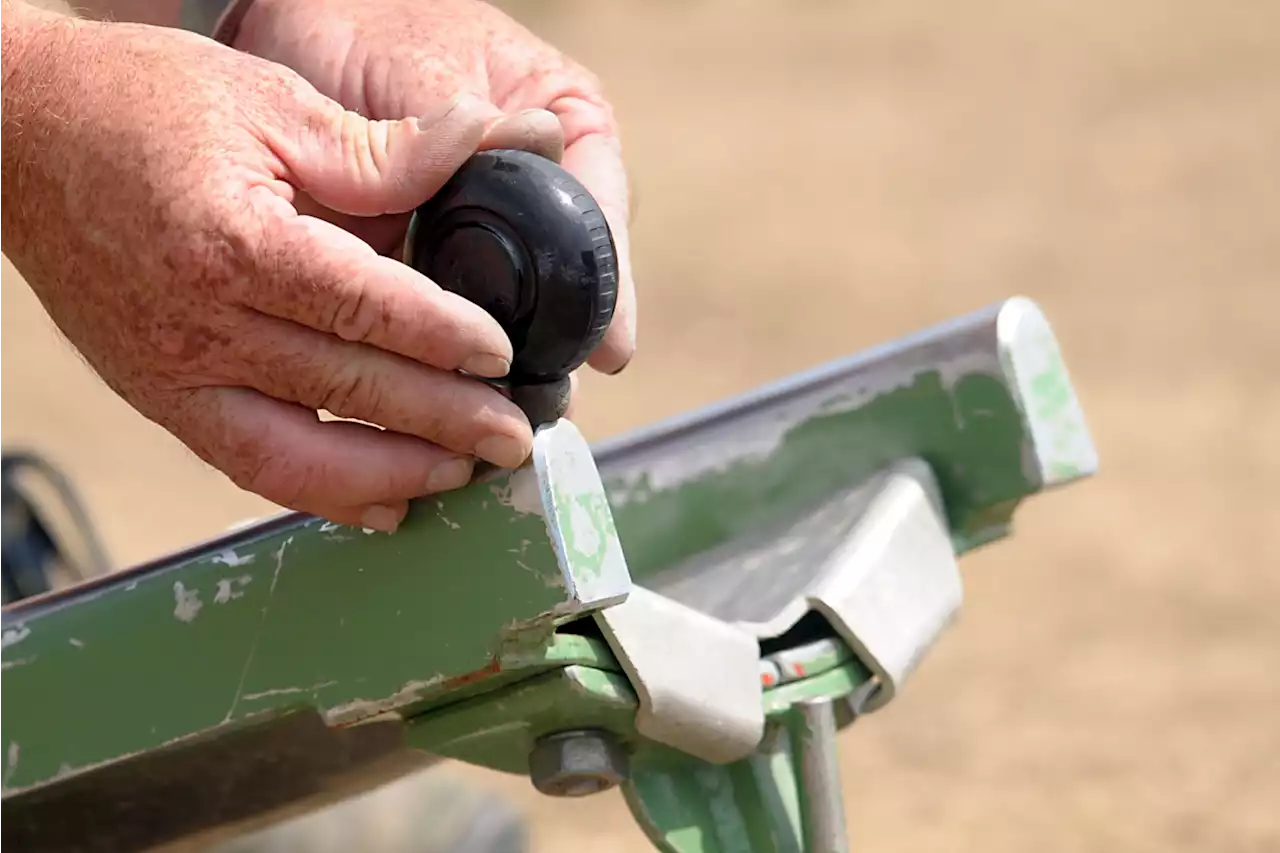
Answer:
[404, 149, 619, 385]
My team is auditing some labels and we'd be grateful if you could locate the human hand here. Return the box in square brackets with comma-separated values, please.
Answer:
[233, 0, 637, 376]
[0, 4, 550, 531]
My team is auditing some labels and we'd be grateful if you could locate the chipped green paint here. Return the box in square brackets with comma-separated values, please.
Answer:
[555, 488, 618, 584]
[533, 419, 631, 600]
[598, 299, 1099, 587]
[416, 633, 620, 715]
[603, 370, 1030, 585]
[405, 638, 870, 852]
[1029, 362, 1074, 419]
[1, 297, 1098, 844]
[625, 723, 808, 853]
[1023, 349, 1086, 482]
[623, 658, 873, 853]
[762, 660, 873, 718]
[406, 665, 640, 775]
[624, 748, 798, 853]
[0, 468, 615, 794]
[998, 297, 1098, 488]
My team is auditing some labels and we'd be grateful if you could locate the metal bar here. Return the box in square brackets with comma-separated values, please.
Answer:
[794, 700, 848, 853]
[1, 421, 628, 796]
[620, 659, 875, 853]
[0, 296, 1098, 850]
[600, 296, 1095, 589]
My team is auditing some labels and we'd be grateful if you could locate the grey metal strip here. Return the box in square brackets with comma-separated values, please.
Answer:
[796, 699, 849, 853]
[594, 586, 765, 764]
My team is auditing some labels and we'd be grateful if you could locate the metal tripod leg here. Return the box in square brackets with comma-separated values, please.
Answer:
[795, 700, 847, 853]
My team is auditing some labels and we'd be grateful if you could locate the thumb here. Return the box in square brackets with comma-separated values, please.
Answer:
[274, 93, 495, 217]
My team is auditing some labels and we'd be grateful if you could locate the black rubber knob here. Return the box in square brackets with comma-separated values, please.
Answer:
[404, 149, 619, 387]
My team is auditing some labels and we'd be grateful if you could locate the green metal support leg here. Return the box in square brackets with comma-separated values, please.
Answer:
[1, 297, 1097, 853]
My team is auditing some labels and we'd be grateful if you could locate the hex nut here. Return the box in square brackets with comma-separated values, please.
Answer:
[528, 729, 629, 798]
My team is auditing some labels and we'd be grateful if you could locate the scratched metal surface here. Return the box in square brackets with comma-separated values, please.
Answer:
[603, 296, 1095, 594]
[6, 1, 1278, 849]
[0, 419, 629, 798]
[0, 296, 1094, 809]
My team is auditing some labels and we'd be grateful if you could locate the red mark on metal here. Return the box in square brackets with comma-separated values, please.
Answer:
[441, 658, 502, 690]
[761, 672, 776, 687]
[791, 663, 806, 677]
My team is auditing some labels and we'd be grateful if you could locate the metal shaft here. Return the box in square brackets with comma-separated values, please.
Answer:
[796, 698, 849, 853]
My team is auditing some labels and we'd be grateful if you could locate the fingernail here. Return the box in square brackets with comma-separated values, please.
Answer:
[360, 504, 401, 533]
[475, 435, 530, 469]
[426, 457, 475, 493]
[462, 353, 511, 379]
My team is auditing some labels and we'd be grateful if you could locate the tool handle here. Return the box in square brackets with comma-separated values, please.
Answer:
[404, 149, 619, 390]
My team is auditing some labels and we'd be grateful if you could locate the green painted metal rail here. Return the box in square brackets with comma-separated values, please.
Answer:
[1, 296, 1097, 853]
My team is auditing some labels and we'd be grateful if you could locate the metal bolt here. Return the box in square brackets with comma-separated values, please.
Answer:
[528, 729, 629, 797]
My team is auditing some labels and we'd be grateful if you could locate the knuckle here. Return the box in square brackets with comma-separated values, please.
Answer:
[166, 389, 322, 510]
[321, 364, 385, 420]
[217, 422, 312, 507]
[329, 109, 385, 188]
[547, 88, 620, 143]
[410, 398, 453, 446]
[330, 278, 384, 343]
[359, 117, 393, 180]
[231, 445, 310, 508]
[265, 65, 318, 111]
[241, 63, 322, 136]
[425, 382, 467, 440]
[231, 451, 274, 498]
[572, 67, 612, 114]
[420, 308, 473, 369]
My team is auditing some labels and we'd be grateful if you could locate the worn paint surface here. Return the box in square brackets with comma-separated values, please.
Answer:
[0, 438, 626, 793]
[593, 298, 1097, 581]
[625, 747, 804, 853]
[0, 298, 1095, 822]
[997, 297, 1099, 486]
[406, 664, 640, 775]
[622, 654, 872, 853]
[535, 421, 629, 599]
[403, 632, 870, 853]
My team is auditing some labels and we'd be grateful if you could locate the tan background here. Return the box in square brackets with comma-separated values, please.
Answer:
[4, 0, 1279, 850]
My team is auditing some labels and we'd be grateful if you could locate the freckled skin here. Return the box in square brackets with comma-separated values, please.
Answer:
[1, 0, 633, 531]
[233, 0, 637, 374]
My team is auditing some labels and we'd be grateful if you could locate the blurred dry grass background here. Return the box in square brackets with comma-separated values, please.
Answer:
[4, 0, 1280, 850]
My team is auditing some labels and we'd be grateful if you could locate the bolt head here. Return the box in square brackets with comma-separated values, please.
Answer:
[528, 729, 629, 798]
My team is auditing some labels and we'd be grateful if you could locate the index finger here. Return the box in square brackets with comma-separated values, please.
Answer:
[239, 202, 515, 380]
